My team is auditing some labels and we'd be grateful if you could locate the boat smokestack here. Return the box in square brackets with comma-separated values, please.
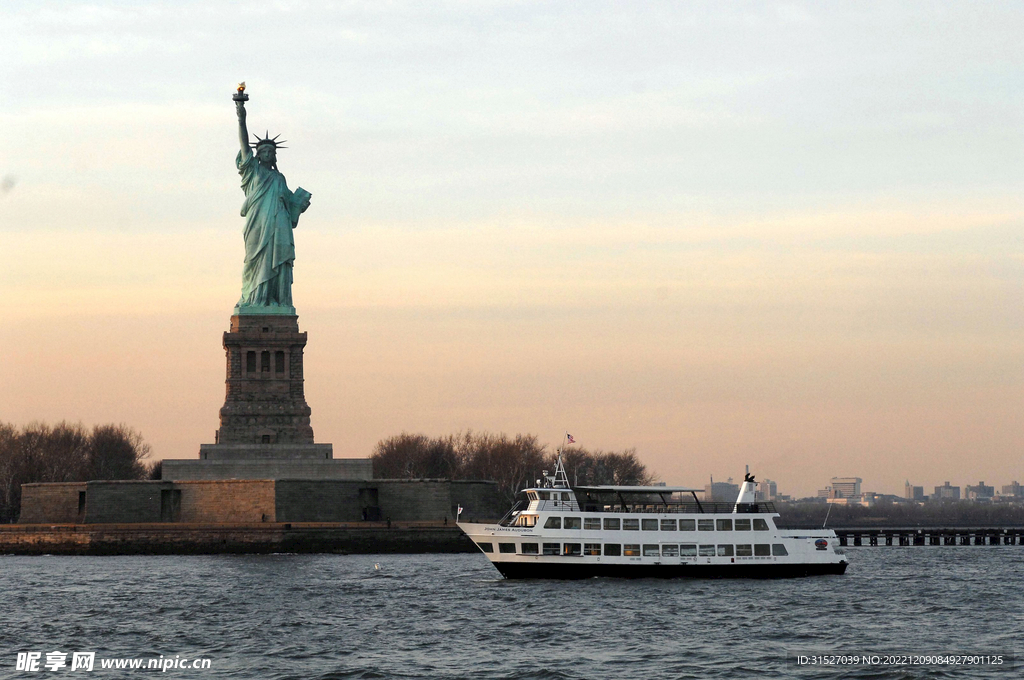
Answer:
[734, 471, 758, 511]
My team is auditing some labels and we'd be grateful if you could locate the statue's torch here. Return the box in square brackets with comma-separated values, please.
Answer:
[233, 82, 248, 102]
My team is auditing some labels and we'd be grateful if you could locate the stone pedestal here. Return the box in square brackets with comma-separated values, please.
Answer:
[213, 314, 320, 449]
[161, 313, 371, 482]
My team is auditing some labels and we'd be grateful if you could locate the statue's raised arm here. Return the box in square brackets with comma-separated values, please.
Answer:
[235, 83, 251, 160]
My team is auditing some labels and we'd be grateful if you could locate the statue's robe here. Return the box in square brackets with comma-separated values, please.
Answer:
[236, 150, 303, 308]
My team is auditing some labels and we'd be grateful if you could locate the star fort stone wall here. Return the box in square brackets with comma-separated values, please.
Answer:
[18, 479, 502, 526]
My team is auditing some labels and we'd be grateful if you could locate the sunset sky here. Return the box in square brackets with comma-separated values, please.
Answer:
[1, 2, 1021, 497]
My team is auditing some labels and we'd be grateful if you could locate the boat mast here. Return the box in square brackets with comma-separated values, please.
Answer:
[552, 431, 571, 489]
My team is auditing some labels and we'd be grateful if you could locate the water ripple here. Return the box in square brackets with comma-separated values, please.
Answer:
[0, 549, 1020, 678]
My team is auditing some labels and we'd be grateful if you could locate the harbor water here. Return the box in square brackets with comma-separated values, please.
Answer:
[2, 548, 1020, 679]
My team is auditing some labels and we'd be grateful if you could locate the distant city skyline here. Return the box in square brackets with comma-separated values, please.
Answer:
[2, 2, 1022, 498]
[707, 472, 1023, 501]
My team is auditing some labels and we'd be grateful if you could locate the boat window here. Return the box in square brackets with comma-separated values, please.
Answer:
[563, 543, 582, 556]
[538, 492, 550, 500]
[717, 545, 734, 557]
[544, 516, 562, 529]
[543, 543, 560, 555]
[521, 543, 539, 555]
[679, 519, 696, 531]
[622, 519, 640, 531]
[604, 544, 621, 556]
[680, 544, 697, 557]
[716, 519, 732, 531]
[603, 518, 620, 530]
[754, 544, 771, 556]
[698, 545, 715, 557]
[623, 544, 641, 556]
[561, 493, 571, 501]
[753, 518, 770, 531]
[735, 544, 752, 557]
[584, 518, 602, 530]
[584, 543, 601, 556]
[660, 519, 677, 531]
[527, 492, 538, 501]
[563, 517, 581, 530]
[698, 519, 714, 531]
[643, 545, 660, 557]
[661, 545, 679, 557]
[499, 543, 516, 554]
[772, 544, 788, 556]
[478, 542, 493, 553]
[642, 519, 658, 531]
[734, 519, 751, 531]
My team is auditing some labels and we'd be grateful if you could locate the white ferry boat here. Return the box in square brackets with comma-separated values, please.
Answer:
[458, 457, 848, 579]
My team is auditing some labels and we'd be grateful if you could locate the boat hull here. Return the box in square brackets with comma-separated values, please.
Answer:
[493, 560, 848, 580]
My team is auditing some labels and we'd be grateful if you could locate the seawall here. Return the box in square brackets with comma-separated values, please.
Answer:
[0, 522, 478, 556]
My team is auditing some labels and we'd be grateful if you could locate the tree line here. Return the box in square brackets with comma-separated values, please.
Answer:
[1, 422, 654, 520]
[370, 431, 654, 506]
[0, 421, 153, 522]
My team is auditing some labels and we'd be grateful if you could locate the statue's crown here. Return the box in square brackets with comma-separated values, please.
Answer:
[251, 131, 287, 150]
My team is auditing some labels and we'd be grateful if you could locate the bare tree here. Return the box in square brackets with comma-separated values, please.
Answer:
[370, 431, 654, 507]
[370, 433, 464, 479]
[85, 424, 150, 480]
[555, 447, 655, 486]
[462, 433, 548, 507]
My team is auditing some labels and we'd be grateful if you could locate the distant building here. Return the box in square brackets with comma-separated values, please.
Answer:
[827, 493, 876, 507]
[1000, 482, 1022, 498]
[704, 478, 740, 502]
[904, 480, 924, 500]
[755, 479, 778, 502]
[830, 477, 862, 499]
[933, 481, 961, 501]
[817, 486, 832, 498]
[965, 481, 994, 501]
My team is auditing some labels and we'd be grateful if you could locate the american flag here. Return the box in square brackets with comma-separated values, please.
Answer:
[566, 433, 576, 444]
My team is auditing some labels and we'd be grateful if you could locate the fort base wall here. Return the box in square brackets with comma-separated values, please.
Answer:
[19, 483, 87, 524]
[178, 480, 276, 523]
[83, 481, 173, 524]
[20, 479, 501, 526]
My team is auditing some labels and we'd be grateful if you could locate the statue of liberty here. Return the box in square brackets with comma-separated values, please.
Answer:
[233, 84, 311, 313]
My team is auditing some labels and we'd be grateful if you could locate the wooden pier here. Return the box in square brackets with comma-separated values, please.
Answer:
[831, 527, 1024, 546]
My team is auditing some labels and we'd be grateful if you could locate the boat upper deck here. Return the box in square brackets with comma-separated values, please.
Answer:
[506, 457, 777, 523]
[507, 485, 777, 523]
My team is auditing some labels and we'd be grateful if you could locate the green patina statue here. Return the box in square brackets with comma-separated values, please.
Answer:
[233, 83, 311, 314]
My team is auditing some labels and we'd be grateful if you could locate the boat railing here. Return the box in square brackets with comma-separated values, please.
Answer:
[576, 502, 777, 514]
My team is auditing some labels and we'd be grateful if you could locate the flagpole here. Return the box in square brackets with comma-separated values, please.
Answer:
[553, 431, 572, 489]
